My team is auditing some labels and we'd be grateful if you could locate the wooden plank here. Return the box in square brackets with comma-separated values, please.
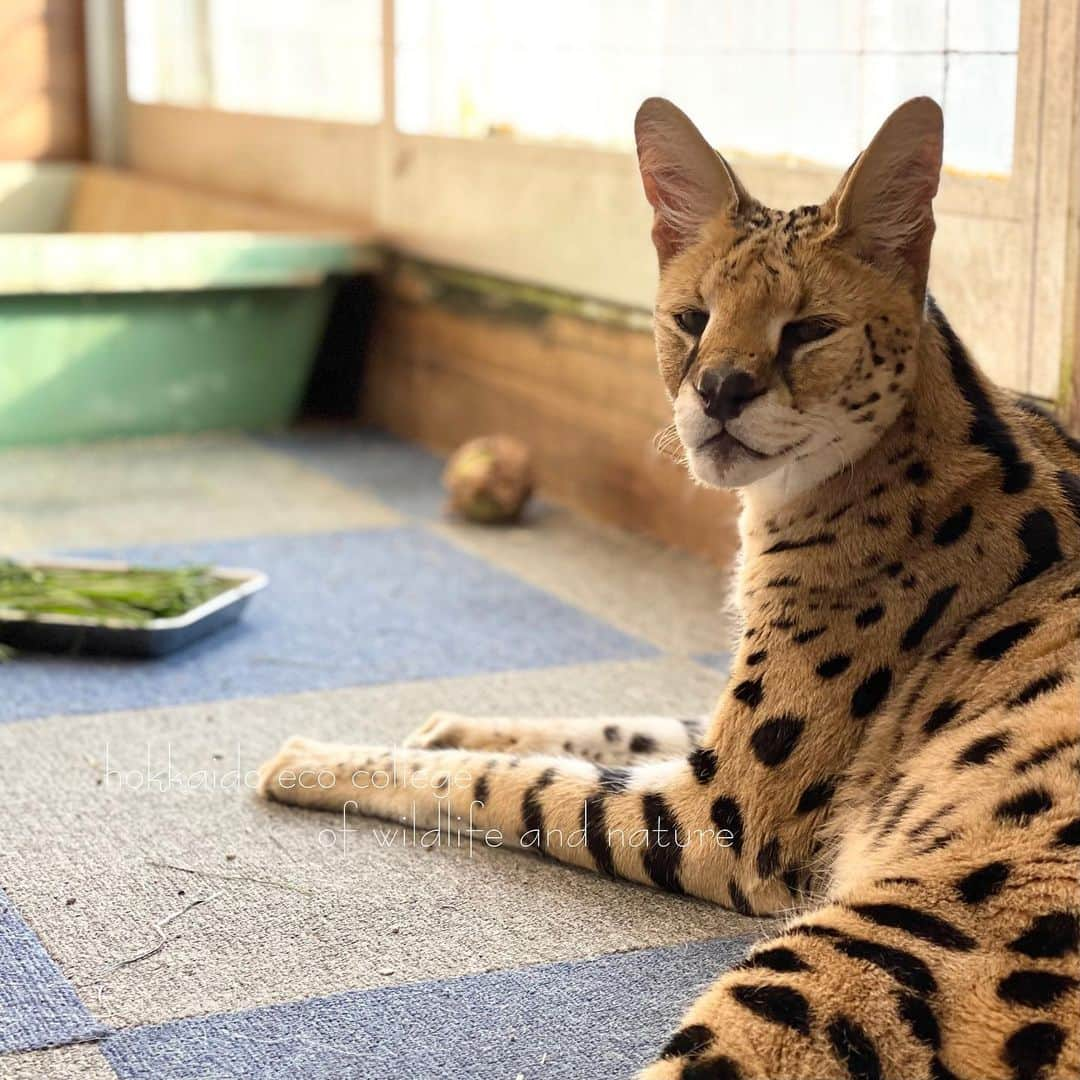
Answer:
[0, 0, 87, 161]
[1025, 0, 1080, 401]
[364, 271, 740, 567]
[127, 104, 378, 227]
[68, 164, 373, 234]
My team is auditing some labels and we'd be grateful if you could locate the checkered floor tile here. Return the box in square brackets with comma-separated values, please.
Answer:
[0, 429, 750, 1079]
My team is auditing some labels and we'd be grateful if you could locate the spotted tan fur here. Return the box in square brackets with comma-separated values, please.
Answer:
[259, 99, 1079, 1079]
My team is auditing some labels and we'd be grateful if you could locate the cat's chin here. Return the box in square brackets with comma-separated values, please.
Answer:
[686, 443, 784, 490]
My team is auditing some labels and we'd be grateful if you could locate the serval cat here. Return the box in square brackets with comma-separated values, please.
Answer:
[259, 98, 1079, 1079]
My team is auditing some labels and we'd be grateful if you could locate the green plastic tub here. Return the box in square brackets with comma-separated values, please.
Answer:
[0, 163, 379, 447]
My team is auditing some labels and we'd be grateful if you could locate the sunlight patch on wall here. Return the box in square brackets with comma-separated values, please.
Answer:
[395, 0, 1020, 175]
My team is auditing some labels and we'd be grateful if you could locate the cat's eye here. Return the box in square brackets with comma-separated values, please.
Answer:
[675, 309, 709, 336]
[780, 316, 842, 351]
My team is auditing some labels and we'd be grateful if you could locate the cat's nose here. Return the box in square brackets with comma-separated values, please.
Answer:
[695, 366, 765, 421]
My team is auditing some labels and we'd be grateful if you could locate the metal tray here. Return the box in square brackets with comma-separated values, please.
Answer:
[0, 557, 268, 658]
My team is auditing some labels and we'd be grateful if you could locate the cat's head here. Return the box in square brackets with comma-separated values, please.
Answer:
[635, 97, 943, 502]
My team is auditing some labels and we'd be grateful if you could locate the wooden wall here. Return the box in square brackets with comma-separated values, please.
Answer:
[0, 0, 87, 161]
[364, 262, 741, 566]
[127, 104, 379, 227]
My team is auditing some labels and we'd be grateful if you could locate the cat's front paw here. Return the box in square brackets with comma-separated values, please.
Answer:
[402, 711, 470, 749]
[403, 711, 520, 752]
[257, 735, 336, 802]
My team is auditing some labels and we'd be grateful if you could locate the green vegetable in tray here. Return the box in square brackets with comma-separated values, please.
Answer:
[0, 562, 230, 624]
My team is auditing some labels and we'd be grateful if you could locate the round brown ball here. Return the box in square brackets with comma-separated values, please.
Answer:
[443, 435, 534, 524]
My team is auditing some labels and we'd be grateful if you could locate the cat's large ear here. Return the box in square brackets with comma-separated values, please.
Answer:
[826, 97, 943, 297]
[634, 97, 754, 266]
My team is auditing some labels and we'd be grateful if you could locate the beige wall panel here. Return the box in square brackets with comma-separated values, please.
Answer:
[127, 104, 378, 226]
[68, 163, 361, 232]
[929, 216, 1032, 393]
[376, 135, 659, 309]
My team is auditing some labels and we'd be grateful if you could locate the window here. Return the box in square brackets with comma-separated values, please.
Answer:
[122, 0, 1063, 402]
[125, 0, 383, 124]
[395, 0, 1020, 175]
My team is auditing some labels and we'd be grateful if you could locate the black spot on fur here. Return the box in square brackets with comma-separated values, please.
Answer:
[933, 505, 973, 546]
[897, 993, 940, 1049]
[932, 298, 1032, 493]
[744, 945, 810, 973]
[855, 604, 885, 628]
[787, 922, 842, 941]
[602, 724, 620, 743]
[915, 831, 956, 854]
[629, 733, 657, 754]
[583, 793, 614, 876]
[996, 788, 1053, 823]
[850, 903, 976, 951]
[827, 1016, 883, 1080]
[876, 781, 923, 840]
[746, 649, 768, 666]
[520, 768, 557, 849]
[763, 533, 836, 554]
[781, 866, 806, 896]
[923, 698, 963, 734]
[1007, 670, 1067, 709]
[641, 793, 684, 893]
[931, 1056, 961, 1080]
[974, 619, 1038, 660]
[727, 879, 755, 916]
[816, 654, 851, 679]
[1009, 913, 1080, 960]
[829, 935, 937, 994]
[730, 984, 810, 1034]
[660, 1023, 713, 1060]
[473, 774, 490, 806]
[903, 585, 959, 652]
[906, 461, 931, 486]
[750, 715, 805, 766]
[958, 732, 1009, 766]
[733, 678, 764, 708]
[792, 626, 826, 644]
[1055, 817, 1080, 846]
[1002, 1022, 1066, 1080]
[689, 746, 718, 784]
[756, 837, 782, 879]
[957, 861, 1011, 904]
[852, 667, 892, 719]
[1013, 509, 1062, 588]
[767, 574, 800, 587]
[796, 776, 837, 814]
[907, 802, 956, 842]
[909, 507, 924, 536]
[997, 970, 1078, 1008]
[710, 796, 744, 857]
[1015, 735, 1080, 773]
[682, 1056, 742, 1080]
